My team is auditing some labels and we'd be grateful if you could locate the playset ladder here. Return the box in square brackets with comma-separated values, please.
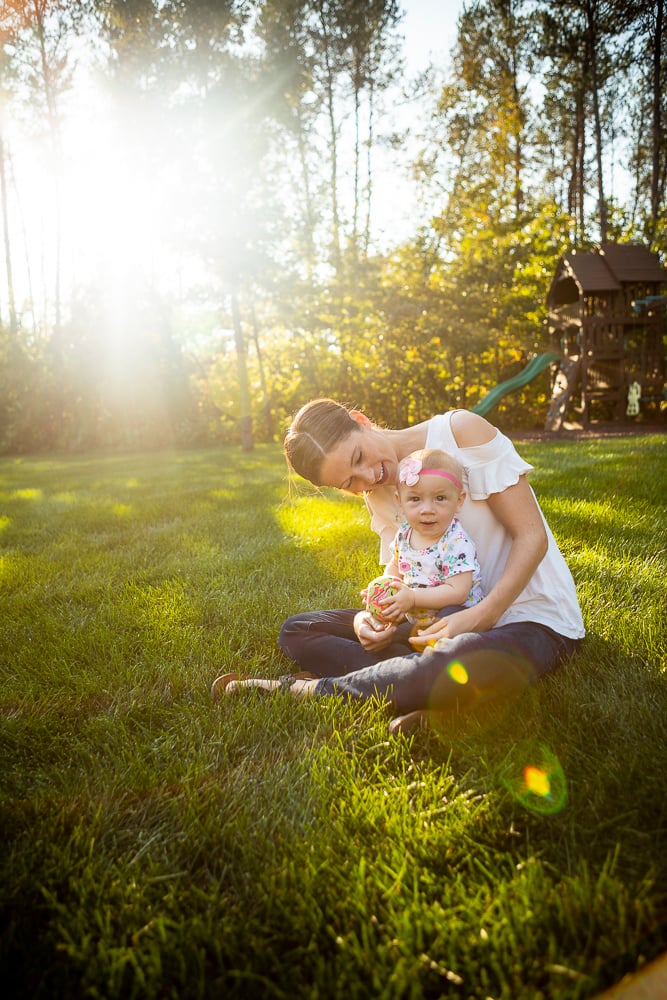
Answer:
[544, 357, 581, 432]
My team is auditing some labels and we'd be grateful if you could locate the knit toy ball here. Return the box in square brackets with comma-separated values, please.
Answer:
[364, 575, 403, 623]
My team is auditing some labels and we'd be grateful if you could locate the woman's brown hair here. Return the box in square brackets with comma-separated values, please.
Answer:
[284, 399, 361, 486]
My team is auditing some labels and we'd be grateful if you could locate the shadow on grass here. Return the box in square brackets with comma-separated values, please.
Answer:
[1, 443, 666, 999]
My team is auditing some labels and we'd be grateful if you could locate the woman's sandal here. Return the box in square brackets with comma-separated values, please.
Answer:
[388, 710, 447, 736]
[210, 671, 316, 704]
[210, 672, 244, 703]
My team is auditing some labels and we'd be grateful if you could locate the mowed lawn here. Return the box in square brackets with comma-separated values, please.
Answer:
[1, 434, 666, 1000]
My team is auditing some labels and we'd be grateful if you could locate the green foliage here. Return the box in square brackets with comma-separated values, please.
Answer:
[0, 0, 664, 451]
[1, 436, 666, 998]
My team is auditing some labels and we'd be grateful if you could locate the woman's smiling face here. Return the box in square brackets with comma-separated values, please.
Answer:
[319, 426, 396, 494]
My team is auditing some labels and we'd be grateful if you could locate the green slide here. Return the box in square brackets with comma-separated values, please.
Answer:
[471, 351, 562, 417]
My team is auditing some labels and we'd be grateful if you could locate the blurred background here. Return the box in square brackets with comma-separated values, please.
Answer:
[0, 0, 663, 451]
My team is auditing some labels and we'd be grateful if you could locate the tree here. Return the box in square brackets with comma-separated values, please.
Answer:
[0, 0, 91, 331]
[420, 0, 535, 235]
[0, 0, 663, 454]
[535, 0, 645, 244]
[625, 0, 666, 249]
[0, 134, 17, 335]
[258, 0, 403, 269]
[334, 0, 402, 253]
[256, 0, 322, 275]
[98, 0, 266, 450]
[650, 0, 665, 246]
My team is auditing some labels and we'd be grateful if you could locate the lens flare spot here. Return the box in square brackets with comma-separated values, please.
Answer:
[523, 765, 551, 798]
[501, 744, 567, 816]
[447, 660, 469, 685]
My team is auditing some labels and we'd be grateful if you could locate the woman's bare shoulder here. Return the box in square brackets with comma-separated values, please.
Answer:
[449, 409, 497, 448]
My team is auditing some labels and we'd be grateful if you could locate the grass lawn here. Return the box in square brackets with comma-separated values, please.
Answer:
[1, 435, 666, 999]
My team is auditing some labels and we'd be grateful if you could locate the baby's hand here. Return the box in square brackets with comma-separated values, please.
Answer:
[378, 582, 414, 621]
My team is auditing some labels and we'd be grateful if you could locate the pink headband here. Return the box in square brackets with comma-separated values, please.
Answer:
[398, 458, 462, 490]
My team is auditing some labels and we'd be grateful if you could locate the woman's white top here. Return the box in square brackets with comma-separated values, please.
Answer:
[364, 411, 585, 639]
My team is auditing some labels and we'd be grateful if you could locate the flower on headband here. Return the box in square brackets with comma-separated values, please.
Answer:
[398, 457, 422, 486]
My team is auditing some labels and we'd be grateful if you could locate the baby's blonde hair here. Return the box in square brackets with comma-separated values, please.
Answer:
[397, 448, 464, 490]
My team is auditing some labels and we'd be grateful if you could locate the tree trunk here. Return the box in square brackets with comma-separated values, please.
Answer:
[318, 3, 341, 269]
[506, 0, 523, 219]
[0, 134, 17, 336]
[231, 289, 253, 451]
[577, 94, 586, 241]
[586, 0, 607, 241]
[511, 63, 523, 219]
[295, 103, 316, 276]
[650, 0, 664, 245]
[364, 78, 375, 255]
[35, 0, 63, 332]
[250, 300, 273, 440]
[352, 60, 361, 248]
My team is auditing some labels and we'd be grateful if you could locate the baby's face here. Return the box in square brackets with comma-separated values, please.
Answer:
[397, 476, 463, 542]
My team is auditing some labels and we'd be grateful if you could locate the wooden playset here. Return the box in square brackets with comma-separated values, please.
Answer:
[544, 243, 666, 430]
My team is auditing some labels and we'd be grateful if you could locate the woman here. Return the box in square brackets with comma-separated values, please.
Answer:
[213, 399, 585, 733]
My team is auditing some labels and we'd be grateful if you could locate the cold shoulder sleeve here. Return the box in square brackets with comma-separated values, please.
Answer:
[463, 431, 533, 500]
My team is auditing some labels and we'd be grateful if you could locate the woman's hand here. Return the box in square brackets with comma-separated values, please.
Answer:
[408, 603, 486, 650]
[354, 610, 397, 651]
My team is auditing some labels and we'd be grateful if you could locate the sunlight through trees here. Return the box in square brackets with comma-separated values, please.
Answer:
[0, 0, 664, 452]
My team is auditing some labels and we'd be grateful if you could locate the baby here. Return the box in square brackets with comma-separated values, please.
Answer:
[364, 448, 483, 626]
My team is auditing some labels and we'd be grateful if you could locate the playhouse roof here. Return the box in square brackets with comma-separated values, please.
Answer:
[560, 252, 620, 292]
[599, 242, 667, 284]
[549, 243, 667, 298]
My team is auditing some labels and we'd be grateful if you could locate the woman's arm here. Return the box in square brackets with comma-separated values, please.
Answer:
[477, 475, 548, 621]
[410, 410, 547, 646]
[454, 409, 547, 621]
